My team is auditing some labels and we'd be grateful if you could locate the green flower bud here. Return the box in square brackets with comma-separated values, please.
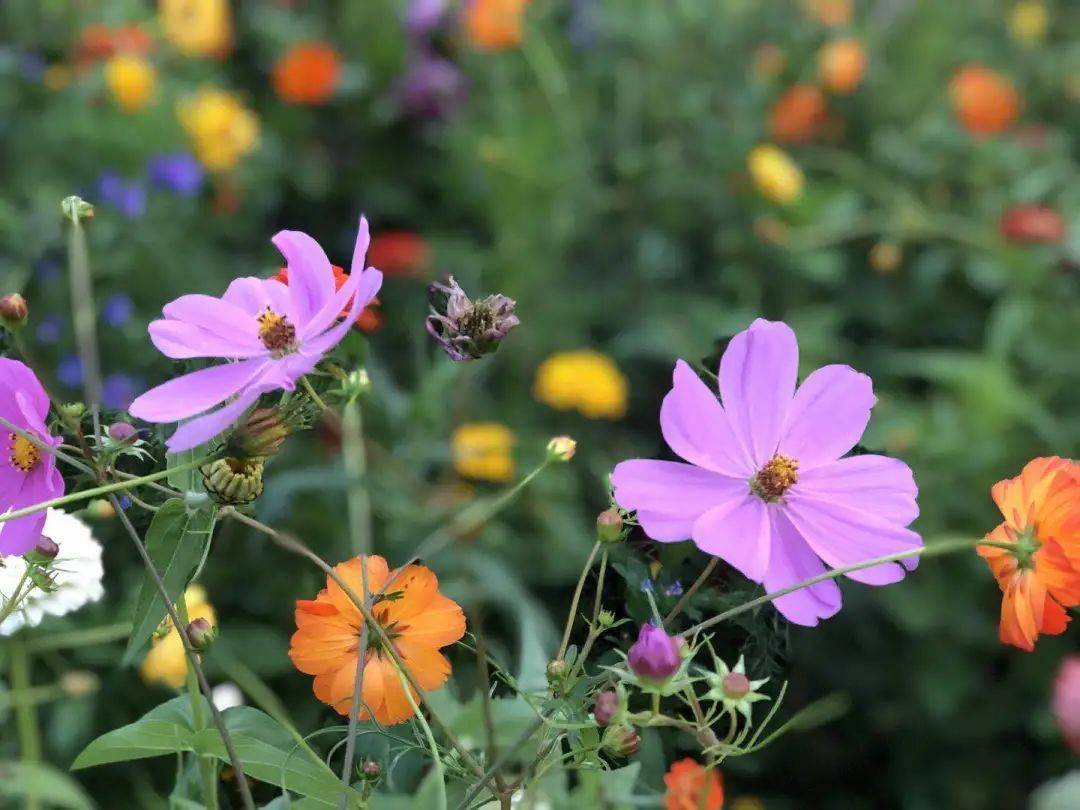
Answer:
[201, 457, 264, 506]
[186, 618, 218, 651]
[596, 509, 624, 543]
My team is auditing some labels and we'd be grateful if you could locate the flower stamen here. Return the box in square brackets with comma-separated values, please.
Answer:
[750, 453, 798, 502]
[9, 433, 41, 473]
[257, 307, 298, 355]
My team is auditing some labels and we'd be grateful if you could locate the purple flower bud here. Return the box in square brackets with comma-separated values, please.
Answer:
[593, 690, 618, 727]
[186, 618, 218, 651]
[627, 623, 681, 683]
[425, 276, 519, 361]
[29, 535, 59, 562]
[723, 671, 751, 699]
[108, 422, 138, 442]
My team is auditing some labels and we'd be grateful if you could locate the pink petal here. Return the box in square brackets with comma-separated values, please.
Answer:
[272, 230, 336, 324]
[779, 365, 875, 469]
[795, 455, 918, 526]
[164, 383, 271, 453]
[350, 216, 371, 276]
[692, 495, 771, 582]
[783, 492, 922, 586]
[660, 361, 755, 477]
[0, 359, 49, 423]
[161, 295, 263, 347]
[0, 479, 53, 556]
[222, 277, 297, 322]
[129, 359, 268, 424]
[765, 510, 841, 626]
[719, 319, 798, 468]
[300, 269, 383, 356]
[611, 459, 746, 541]
[149, 321, 269, 360]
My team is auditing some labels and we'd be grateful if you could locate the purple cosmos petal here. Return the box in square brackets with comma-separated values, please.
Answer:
[129, 359, 268, 424]
[0, 358, 50, 420]
[660, 360, 755, 477]
[611, 459, 747, 541]
[272, 230, 336, 324]
[0, 477, 52, 556]
[765, 510, 841, 626]
[783, 492, 922, 586]
[164, 382, 275, 453]
[719, 319, 798, 467]
[350, 217, 372, 277]
[161, 295, 263, 349]
[222, 277, 296, 321]
[149, 321, 269, 360]
[692, 495, 771, 582]
[796, 455, 919, 526]
[779, 365, 875, 469]
[300, 269, 384, 356]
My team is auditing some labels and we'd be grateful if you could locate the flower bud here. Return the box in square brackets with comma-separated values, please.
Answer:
[546, 436, 576, 462]
[722, 671, 751, 699]
[601, 724, 640, 758]
[201, 457, 265, 505]
[60, 402, 86, 423]
[596, 509, 624, 543]
[26, 535, 59, 563]
[60, 670, 100, 698]
[228, 408, 289, 458]
[61, 195, 94, 220]
[597, 609, 615, 628]
[186, 618, 218, 651]
[593, 690, 619, 727]
[0, 293, 28, 330]
[359, 759, 382, 781]
[85, 499, 116, 520]
[425, 276, 519, 361]
[342, 368, 372, 401]
[546, 659, 567, 685]
[627, 623, 682, 683]
[108, 422, 138, 442]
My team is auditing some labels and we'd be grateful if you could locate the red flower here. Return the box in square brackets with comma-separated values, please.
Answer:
[368, 231, 430, 278]
[272, 42, 342, 105]
[273, 266, 382, 333]
[664, 759, 724, 810]
[999, 205, 1066, 244]
[950, 65, 1019, 137]
[769, 84, 827, 143]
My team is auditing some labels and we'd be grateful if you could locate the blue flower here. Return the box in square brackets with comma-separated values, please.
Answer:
[103, 294, 134, 328]
[103, 374, 140, 410]
[35, 317, 61, 344]
[640, 577, 654, 594]
[147, 153, 204, 197]
[664, 580, 684, 598]
[57, 356, 83, 389]
[97, 172, 147, 219]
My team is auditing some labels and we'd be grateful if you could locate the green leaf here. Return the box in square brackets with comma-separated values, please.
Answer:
[123, 499, 217, 664]
[71, 697, 196, 769]
[0, 761, 95, 809]
[167, 442, 207, 494]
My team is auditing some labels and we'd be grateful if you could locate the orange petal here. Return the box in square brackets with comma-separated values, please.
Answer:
[394, 639, 452, 692]
[375, 565, 440, 625]
[397, 594, 466, 649]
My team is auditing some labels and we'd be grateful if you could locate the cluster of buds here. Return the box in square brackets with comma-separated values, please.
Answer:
[425, 276, 519, 361]
[0, 293, 28, 331]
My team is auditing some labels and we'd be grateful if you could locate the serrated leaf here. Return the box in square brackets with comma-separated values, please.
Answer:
[122, 499, 217, 664]
[0, 761, 95, 809]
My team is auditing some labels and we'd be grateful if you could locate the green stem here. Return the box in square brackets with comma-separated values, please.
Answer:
[664, 558, 718, 626]
[393, 665, 447, 810]
[300, 375, 329, 412]
[65, 198, 103, 406]
[566, 549, 609, 682]
[0, 568, 33, 627]
[10, 638, 42, 810]
[178, 599, 219, 810]
[556, 541, 601, 662]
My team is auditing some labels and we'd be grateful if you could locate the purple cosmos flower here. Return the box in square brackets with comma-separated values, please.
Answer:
[627, 623, 682, 682]
[611, 319, 922, 627]
[397, 51, 467, 120]
[148, 153, 204, 197]
[0, 359, 64, 556]
[129, 218, 383, 452]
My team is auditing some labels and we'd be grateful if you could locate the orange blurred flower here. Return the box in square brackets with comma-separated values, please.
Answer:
[950, 65, 1020, 137]
[272, 42, 342, 105]
[75, 23, 153, 68]
[999, 204, 1066, 244]
[802, 0, 853, 26]
[819, 38, 866, 94]
[978, 457, 1080, 651]
[289, 555, 465, 725]
[368, 231, 430, 278]
[465, 0, 530, 51]
[769, 84, 827, 143]
[273, 265, 382, 333]
[664, 759, 724, 810]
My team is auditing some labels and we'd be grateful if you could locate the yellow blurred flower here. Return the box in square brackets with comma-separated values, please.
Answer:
[451, 423, 515, 483]
[104, 55, 156, 112]
[534, 350, 628, 420]
[141, 586, 216, 689]
[1010, 1, 1048, 45]
[747, 144, 804, 205]
[42, 65, 72, 92]
[177, 87, 259, 171]
[159, 0, 232, 58]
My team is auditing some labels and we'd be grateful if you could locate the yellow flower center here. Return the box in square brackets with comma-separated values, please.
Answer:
[257, 308, 297, 355]
[751, 454, 799, 502]
[9, 434, 40, 473]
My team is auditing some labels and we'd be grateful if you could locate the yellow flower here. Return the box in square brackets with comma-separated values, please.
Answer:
[1009, 1, 1048, 45]
[534, 350, 628, 420]
[747, 144, 804, 205]
[452, 423, 515, 482]
[141, 586, 216, 689]
[104, 55, 156, 112]
[160, 0, 232, 58]
[177, 88, 259, 171]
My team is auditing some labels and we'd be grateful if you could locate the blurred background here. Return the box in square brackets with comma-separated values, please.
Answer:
[2, 0, 1080, 807]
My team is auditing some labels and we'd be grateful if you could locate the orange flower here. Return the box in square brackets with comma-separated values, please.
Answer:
[75, 23, 153, 68]
[368, 232, 430, 278]
[289, 555, 465, 725]
[664, 759, 724, 810]
[465, 0, 530, 51]
[272, 42, 342, 105]
[273, 265, 382, 334]
[819, 38, 866, 94]
[978, 457, 1080, 651]
[950, 65, 1020, 137]
[802, 0, 853, 26]
[769, 84, 827, 143]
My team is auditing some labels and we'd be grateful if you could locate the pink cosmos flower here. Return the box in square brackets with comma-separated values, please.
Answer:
[0, 359, 64, 556]
[611, 319, 921, 626]
[129, 218, 383, 452]
[1052, 655, 1080, 756]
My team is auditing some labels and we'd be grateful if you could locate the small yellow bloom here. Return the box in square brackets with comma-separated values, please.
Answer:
[177, 87, 259, 171]
[534, 350, 628, 420]
[104, 55, 156, 112]
[748, 144, 804, 205]
[1009, 1, 1048, 45]
[452, 423, 515, 483]
[141, 586, 216, 689]
[160, 0, 232, 58]
[546, 436, 577, 462]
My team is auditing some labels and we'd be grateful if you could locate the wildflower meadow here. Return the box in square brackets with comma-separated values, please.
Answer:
[3, 1, 1080, 808]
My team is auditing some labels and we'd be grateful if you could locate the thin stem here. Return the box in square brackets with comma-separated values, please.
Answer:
[10, 638, 42, 810]
[556, 540, 601, 662]
[178, 598, 219, 810]
[683, 538, 989, 637]
[664, 558, 718, 626]
[472, 611, 507, 796]
[0, 568, 33, 627]
[458, 719, 543, 810]
[300, 376, 329, 412]
[23, 622, 131, 654]
[65, 201, 103, 406]
[393, 665, 447, 810]
[566, 549, 610, 682]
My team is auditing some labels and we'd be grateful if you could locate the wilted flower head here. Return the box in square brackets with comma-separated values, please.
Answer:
[1052, 655, 1080, 756]
[593, 689, 619, 727]
[627, 623, 682, 683]
[426, 276, 519, 361]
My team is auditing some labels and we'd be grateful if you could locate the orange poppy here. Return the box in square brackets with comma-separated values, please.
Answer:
[819, 38, 866, 95]
[664, 759, 724, 810]
[272, 42, 342, 105]
[978, 457, 1080, 651]
[769, 84, 827, 143]
[368, 231, 430, 278]
[289, 555, 465, 725]
[273, 265, 382, 334]
[950, 65, 1019, 137]
[464, 0, 530, 51]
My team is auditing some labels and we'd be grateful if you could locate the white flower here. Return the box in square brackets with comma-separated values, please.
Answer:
[0, 509, 104, 636]
[212, 682, 245, 711]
